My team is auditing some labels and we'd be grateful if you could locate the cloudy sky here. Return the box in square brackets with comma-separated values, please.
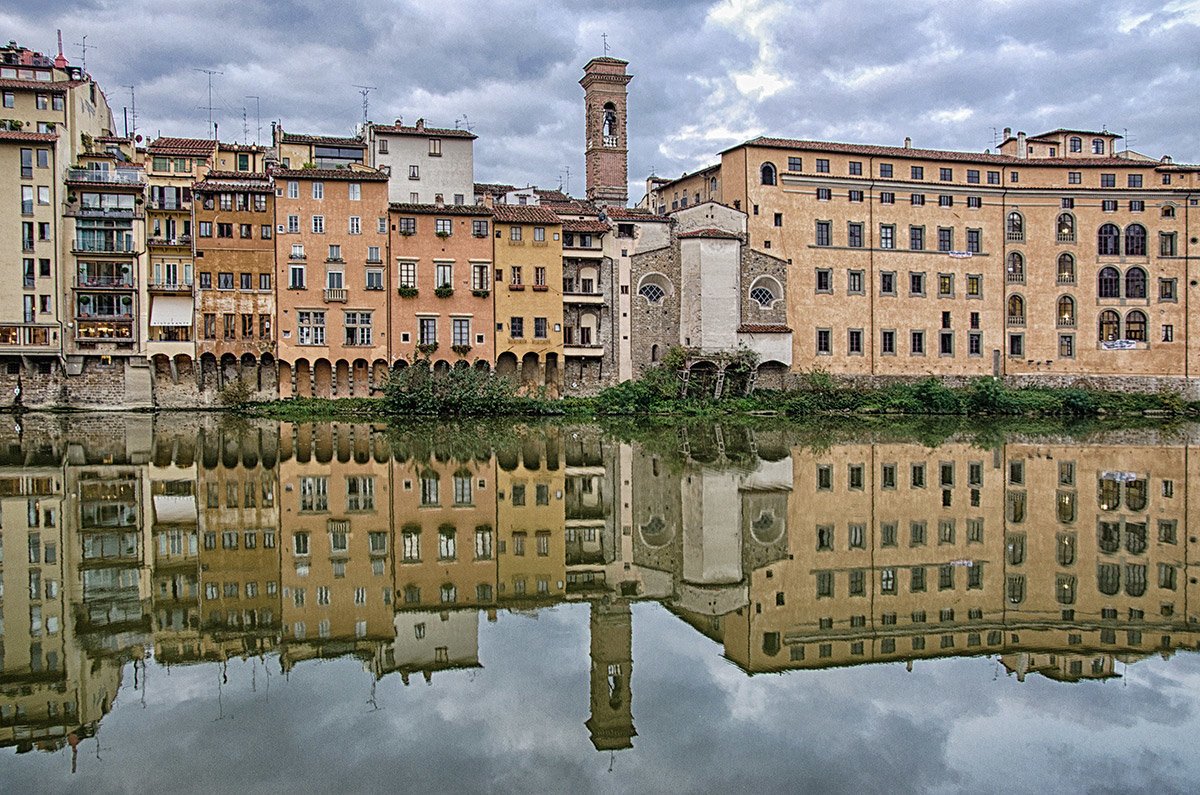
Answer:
[5, 0, 1200, 201]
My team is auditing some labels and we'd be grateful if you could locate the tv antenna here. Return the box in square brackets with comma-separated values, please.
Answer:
[124, 85, 136, 139]
[562, 165, 571, 195]
[194, 68, 224, 138]
[74, 35, 90, 74]
[242, 106, 249, 142]
[353, 85, 376, 126]
[245, 95, 261, 144]
[455, 114, 473, 132]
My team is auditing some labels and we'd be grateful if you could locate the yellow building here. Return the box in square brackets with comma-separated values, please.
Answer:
[495, 432, 566, 606]
[491, 204, 564, 391]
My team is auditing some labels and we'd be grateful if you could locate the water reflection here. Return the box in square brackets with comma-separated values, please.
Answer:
[1, 414, 1199, 764]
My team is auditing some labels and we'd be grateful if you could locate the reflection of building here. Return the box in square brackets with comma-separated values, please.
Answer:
[375, 609, 483, 685]
[496, 433, 566, 606]
[586, 601, 635, 751]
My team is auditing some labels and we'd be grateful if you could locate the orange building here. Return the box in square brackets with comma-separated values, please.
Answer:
[274, 167, 391, 398]
[389, 203, 495, 370]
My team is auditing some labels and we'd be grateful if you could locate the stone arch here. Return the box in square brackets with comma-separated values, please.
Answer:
[495, 352, 518, 380]
[639, 515, 675, 548]
[314, 424, 334, 464]
[314, 359, 333, 398]
[220, 353, 239, 387]
[520, 352, 540, 386]
[199, 353, 218, 391]
[294, 358, 312, 398]
[336, 425, 352, 463]
[474, 360, 491, 374]
[334, 359, 351, 397]
[496, 445, 519, 471]
[755, 360, 789, 391]
[687, 360, 719, 398]
[240, 353, 258, 389]
[760, 162, 777, 186]
[151, 353, 172, 383]
[259, 353, 277, 398]
[277, 360, 294, 398]
[174, 354, 194, 383]
[371, 359, 389, 394]
[352, 358, 370, 397]
[295, 424, 312, 463]
[636, 272, 673, 305]
[433, 359, 452, 376]
[544, 352, 559, 389]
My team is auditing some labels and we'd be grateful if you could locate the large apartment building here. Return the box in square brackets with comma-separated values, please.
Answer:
[647, 127, 1200, 386]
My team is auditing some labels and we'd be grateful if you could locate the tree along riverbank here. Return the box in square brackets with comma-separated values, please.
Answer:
[235, 358, 1200, 420]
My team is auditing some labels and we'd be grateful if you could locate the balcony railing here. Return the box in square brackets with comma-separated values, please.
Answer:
[149, 280, 193, 293]
[1057, 317, 1076, 328]
[148, 235, 192, 247]
[602, 135, 618, 147]
[1056, 274, 1075, 286]
[1005, 231, 1024, 243]
[1005, 272, 1024, 285]
[1006, 315, 1025, 327]
[324, 287, 348, 302]
[147, 198, 191, 211]
[70, 206, 138, 219]
[76, 275, 134, 288]
[66, 168, 145, 185]
[73, 241, 136, 254]
[1056, 232, 1076, 244]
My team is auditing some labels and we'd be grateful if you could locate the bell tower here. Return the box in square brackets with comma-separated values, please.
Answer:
[580, 57, 632, 207]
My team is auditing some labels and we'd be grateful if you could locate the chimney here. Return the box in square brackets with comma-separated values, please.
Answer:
[904, 137, 911, 149]
[415, 118, 424, 131]
[1017, 130, 1027, 159]
[1003, 127, 1012, 140]
[395, 118, 402, 127]
[54, 29, 67, 68]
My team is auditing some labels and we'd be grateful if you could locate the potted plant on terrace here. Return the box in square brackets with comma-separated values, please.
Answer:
[398, 286, 418, 298]
[434, 283, 454, 298]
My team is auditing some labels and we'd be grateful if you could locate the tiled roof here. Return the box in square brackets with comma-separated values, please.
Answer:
[272, 167, 388, 181]
[534, 188, 570, 202]
[475, 182, 516, 195]
[148, 137, 218, 155]
[605, 207, 669, 222]
[0, 130, 57, 143]
[0, 78, 68, 92]
[371, 123, 475, 140]
[492, 205, 562, 224]
[95, 135, 132, 143]
[195, 171, 273, 192]
[389, 202, 493, 216]
[737, 324, 791, 334]
[678, 228, 740, 240]
[279, 132, 365, 147]
[562, 218, 610, 233]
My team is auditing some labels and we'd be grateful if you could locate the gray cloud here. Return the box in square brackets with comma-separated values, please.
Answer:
[0, 1, 1197, 202]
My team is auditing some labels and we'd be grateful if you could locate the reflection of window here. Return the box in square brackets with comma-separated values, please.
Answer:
[1125, 563, 1147, 597]
[1006, 575, 1025, 604]
[1098, 478, 1120, 510]
[1056, 490, 1076, 523]
[1057, 533, 1076, 566]
[1098, 521, 1120, 554]
[1005, 491, 1026, 523]
[1056, 575, 1076, 605]
[1124, 522, 1147, 555]
[1006, 533, 1025, 565]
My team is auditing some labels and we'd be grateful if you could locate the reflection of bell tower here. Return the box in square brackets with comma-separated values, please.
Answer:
[580, 57, 632, 207]
[585, 600, 636, 750]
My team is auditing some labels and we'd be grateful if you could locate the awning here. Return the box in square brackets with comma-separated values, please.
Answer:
[149, 296, 194, 327]
[153, 494, 197, 523]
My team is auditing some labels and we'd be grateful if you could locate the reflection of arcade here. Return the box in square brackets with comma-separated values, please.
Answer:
[4, 415, 1200, 761]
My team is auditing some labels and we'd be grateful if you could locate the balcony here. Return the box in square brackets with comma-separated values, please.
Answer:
[1006, 315, 1025, 327]
[602, 135, 618, 147]
[1056, 232, 1076, 244]
[148, 235, 192, 248]
[1057, 317, 1076, 328]
[72, 241, 136, 256]
[0, 325, 54, 350]
[66, 168, 145, 186]
[324, 287, 348, 302]
[148, 280, 193, 294]
[68, 206, 139, 220]
[77, 275, 134, 289]
[1056, 274, 1075, 286]
[75, 319, 134, 341]
[147, 198, 191, 211]
[564, 291, 604, 305]
[564, 344, 604, 357]
[1005, 272, 1024, 285]
[1005, 230, 1024, 243]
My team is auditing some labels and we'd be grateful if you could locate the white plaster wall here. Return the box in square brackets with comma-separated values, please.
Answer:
[681, 468, 743, 585]
[373, 134, 474, 205]
[673, 202, 745, 236]
[737, 331, 793, 367]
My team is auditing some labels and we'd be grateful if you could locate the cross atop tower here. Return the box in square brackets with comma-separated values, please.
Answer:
[601, 33, 610, 56]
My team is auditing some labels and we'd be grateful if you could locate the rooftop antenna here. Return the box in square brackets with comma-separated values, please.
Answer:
[353, 85, 376, 126]
[601, 32, 610, 56]
[74, 34, 89, 74]
[562, 165, 571, 195]
[194, 68, 223, 138]
[242, 106, 249, 142]
[124, 85, 136, 139]
[455, 114, 474, 132]
[245, 95, 261, 144]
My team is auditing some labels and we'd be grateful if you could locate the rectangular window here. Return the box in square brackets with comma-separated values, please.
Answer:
[909, 226, 924, 250]
[510, 316, 524, 338]
[312, 182, 324, 199]
[1010, 171, 1019, 183]
[348, 216, 361, 235]
[1009, 333, 1024, 357]
[880, 224, 895, 249]
[880, 271, 896, 295]
[937, 227, 952, 252]
[848, 222, 863, 248]
[881, 329, 896, 355]
[1102, 199, 1118, 212]
[911, 166, 924, 179]
[815, 269, 832, 293]
[938, 273, 953, 297]
[966, 229, 980, 253]
[1101, 173, 1116, 187]
[940, 168, 953, 181]
[1128, 174, 1143, 188]
[987, 171, 1000, 184]
[296, 310, 327, 345]
[398, 261, 417, 289]
[848, 190, 864, 203]
[419, 317, 437, 345]
[879, 191, 894, 204]
[1059, 333, 1075, 357]
[967, 196, 981, 209]
[816, 328, 831, 354]
[815, 220, 831, 246]
[787, 156, 802, 171]
[289, 264, 305, 289]
[848, 161, 862, 176]
[1159, 278, 1177, 301]
[909, 272, 925, 296]
[911, 193, 925, 206]
[848, 328, 863, 354]
[847, 270, 864, 294]
[397, 217, 416, 235]
[966, 169, 980, 184]
[345, 311, 373, 346]
[910, 330, 925, 355]
[816, 158, 830, 173]
[938, 194, 953, 207]
[312, 215, 325, 234]
[880, 163, 893, 178]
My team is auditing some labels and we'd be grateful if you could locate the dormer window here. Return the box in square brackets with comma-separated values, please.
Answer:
[1092, 138, 1105, 155]
[1069, 136, 1082, 152]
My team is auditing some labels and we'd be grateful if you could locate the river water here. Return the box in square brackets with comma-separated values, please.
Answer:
[0, 413, 1198, 792]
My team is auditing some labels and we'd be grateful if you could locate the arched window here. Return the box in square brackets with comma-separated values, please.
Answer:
[1006, 211, 1024, 241]
[1057, 295, 1075, 327]
[1125, 563, 1147, 597]
[1099, 480, 1121, 511]
[760, 162, 776, 186]
[1098, 309, 1121, 341]
[1007, 294, 1025, 324]
[1092, 138, 1105, 154]
[1124, 309, 1147, 341]
[1098, 266, 1120, 298]
[750, 286, 775, 306]
[1057, 212, 1075, 243]
[1097, 224, 1119, 255]
[1006, 251, 1024, 283]
[1125, 267, 1146, 299]
[1124, 224, 1146, 256]
[1069, 136, 1082, 152]
[1126, 479, 1147, 511]
[1057, 253, 1075, 285]
[1162, 204, 1176, 219]
[651, 344, 659, 362]
[637, 273, 672, 305]
[602, 102, 616, 139]
[710, 177, 717, 193]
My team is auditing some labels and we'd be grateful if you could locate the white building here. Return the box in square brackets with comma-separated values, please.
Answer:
[361, 119, 475, 206]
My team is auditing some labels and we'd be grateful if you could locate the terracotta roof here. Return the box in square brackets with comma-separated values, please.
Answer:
[371, 123, 475, 140]
[273, 167, 388, 181]
[563, 218, 610, 233]
[678, 228, 740, 240]
[0, 130, 57, 143]
[737, 324, 791, 334]
[279, 132, 364, 147]
[605, 207, 669, 222]
[492, 205, 562, 224]
[389, 202, 493, 216]
[534, 188, 571, 202]
[148, 137, 218, 156]
[195, 171, 273, 192]
[474, 182, 515, 195]
[0, 78, 68, 92]
[95, 135, 132, 143]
